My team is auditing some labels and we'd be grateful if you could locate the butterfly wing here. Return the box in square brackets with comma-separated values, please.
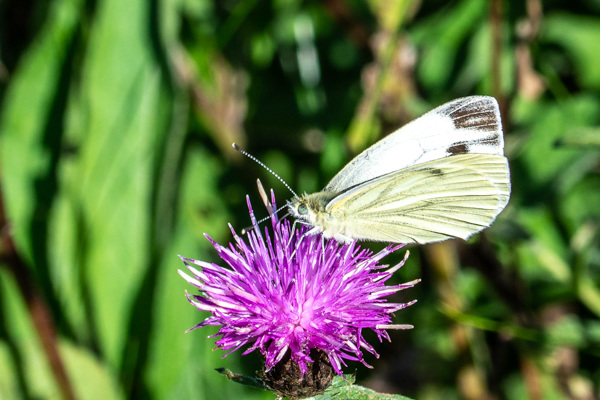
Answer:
[324, 96, 504, 193]
[325, 153, 510, 244]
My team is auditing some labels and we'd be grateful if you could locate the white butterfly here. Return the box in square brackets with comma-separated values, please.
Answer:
[288, 96, 511, 244]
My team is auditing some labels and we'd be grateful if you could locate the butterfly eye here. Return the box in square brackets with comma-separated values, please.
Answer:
[297, 204, 308, 215]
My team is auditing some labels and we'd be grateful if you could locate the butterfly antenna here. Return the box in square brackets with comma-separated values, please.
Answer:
[240, 178, 291, 235]
[241, 203, 289, 235]
[233, 143, 298, 197]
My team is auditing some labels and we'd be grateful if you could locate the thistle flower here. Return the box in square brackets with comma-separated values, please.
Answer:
[179, 191, 418, 396]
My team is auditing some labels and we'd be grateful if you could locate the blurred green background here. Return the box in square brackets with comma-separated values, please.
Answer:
[1, 0, 599, 399]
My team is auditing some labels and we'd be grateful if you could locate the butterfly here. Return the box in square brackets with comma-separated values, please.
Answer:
[287, 96, 510, 244]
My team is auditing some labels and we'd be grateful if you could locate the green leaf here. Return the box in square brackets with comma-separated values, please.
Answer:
[0, 0, 83, 262]
[0, 269, 59, 398]
[72, 0, 170, 369]
[543, 14, 600, 90]
[560, 176, 600, 236]
[411, 0, 487, 92]
[516, 207, 571, 283]
[0, 340, 21, 400]
[543, 315, 585, 348]
[61, 341, 125, 400]
[459, 23, 516, 94]
[513, 96, 600, 186]
[315, 375, 413, 400]
[0, 269, 125, 400]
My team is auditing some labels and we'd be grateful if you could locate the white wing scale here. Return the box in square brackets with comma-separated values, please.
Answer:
[325, 154, 510, 243]
[325, 96, 504, 192]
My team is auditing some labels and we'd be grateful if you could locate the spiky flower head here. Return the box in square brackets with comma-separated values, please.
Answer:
[179, 191, 418, 392]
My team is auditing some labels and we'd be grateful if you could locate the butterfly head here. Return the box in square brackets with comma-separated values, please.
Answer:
[288, 194, 318, 223]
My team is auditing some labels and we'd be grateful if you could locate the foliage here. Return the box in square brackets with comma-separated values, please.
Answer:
[1, 0, 599, 399]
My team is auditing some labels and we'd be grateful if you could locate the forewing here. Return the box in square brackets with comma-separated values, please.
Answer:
[325, 96, 504, 192]
[326, 154, 510, 244]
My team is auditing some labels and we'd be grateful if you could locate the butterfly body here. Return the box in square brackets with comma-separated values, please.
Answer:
[288, 96, 511, 245]
[292, 191, 355, 243]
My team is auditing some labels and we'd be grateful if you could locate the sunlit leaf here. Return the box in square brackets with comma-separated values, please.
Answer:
[74, 0, 170, 369]
[0, 0, 83, 262]
[62, 341, 125, 400]
[543, 14, 600, 90]
[0, 269, 60, 398]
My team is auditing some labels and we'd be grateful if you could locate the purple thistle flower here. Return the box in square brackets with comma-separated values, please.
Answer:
[179, 191, 418, 379]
